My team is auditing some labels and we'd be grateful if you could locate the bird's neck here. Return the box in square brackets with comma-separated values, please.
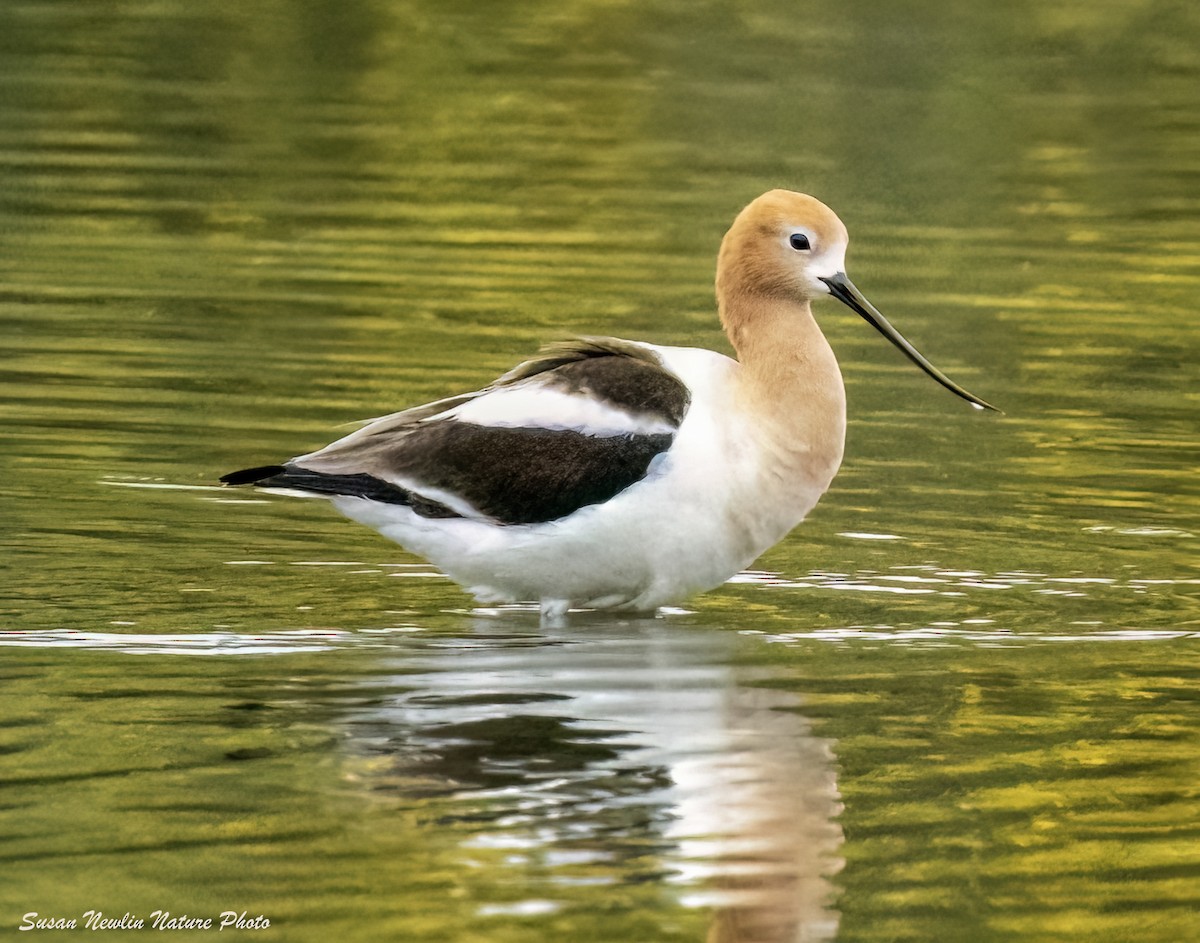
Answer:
[721, 293, 847, 492]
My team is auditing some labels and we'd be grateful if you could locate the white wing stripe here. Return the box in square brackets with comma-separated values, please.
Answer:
[382, 474, 489, 520]
[429, 387, 677, 437]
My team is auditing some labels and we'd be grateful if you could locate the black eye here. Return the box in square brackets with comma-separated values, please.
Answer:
[789, 233, 811, 251]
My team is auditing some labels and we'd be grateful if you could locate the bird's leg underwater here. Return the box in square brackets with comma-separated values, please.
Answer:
[538, 598, 570, 629]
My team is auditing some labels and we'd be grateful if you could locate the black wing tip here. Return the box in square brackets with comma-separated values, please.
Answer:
[220, 464, 287, 486]
[218, 464, 461, 519]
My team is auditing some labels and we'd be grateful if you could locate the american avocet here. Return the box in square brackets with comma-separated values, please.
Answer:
[222, 190, 996, 622]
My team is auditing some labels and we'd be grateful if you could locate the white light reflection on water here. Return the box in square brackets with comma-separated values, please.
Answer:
[0, 628, 353, 655]
[730, 566, 1199, 603]
[753, 625, 1199, 649]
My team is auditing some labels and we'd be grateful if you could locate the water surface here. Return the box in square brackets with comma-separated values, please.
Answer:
[1, 1, 1197, 941]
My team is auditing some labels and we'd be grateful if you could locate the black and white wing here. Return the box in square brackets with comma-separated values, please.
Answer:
[221, 338, 692, 526]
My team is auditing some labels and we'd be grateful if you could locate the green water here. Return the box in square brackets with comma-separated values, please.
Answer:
[1, 1, 1197, 941]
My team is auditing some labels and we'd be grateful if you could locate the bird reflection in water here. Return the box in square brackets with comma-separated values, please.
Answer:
[342, 615, 843, 943]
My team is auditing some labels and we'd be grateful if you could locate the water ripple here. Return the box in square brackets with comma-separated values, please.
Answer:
[753, 625, 1199, 648]
[730, 566, 1198, 602]
[0, 629, 353, 655]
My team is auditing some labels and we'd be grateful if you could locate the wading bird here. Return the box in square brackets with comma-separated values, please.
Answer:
[222, 190, 997, 622]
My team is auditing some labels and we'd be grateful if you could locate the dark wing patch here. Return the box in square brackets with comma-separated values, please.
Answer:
[222, 425, 674, 526]
[382, 422, 673, 525]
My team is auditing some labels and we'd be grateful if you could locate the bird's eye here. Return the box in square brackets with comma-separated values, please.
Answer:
[789, 233, 811, 251]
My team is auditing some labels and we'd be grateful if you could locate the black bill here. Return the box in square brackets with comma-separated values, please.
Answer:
[820, 272, 999, 412]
